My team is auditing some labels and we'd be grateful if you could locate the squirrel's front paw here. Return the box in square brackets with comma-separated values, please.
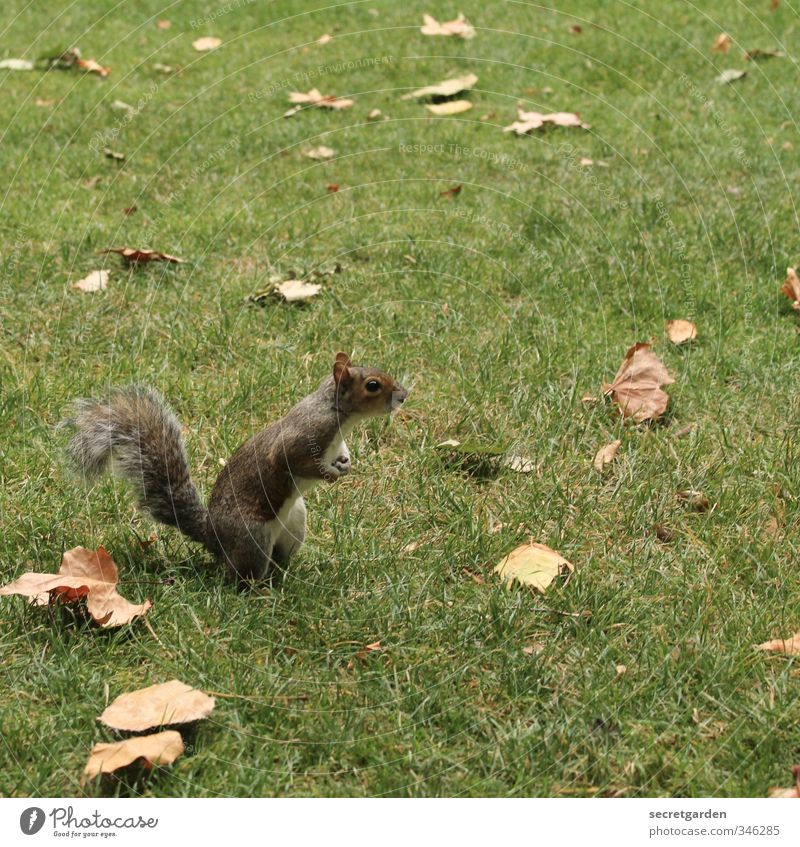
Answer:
[331, 455, 351, 476]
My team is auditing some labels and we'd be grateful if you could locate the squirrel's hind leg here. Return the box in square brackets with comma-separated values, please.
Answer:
[272, 497, 307, 566]
[210, 515, 272, 581]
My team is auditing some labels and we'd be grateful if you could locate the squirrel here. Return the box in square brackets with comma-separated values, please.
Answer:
[64, 353, 408, 581]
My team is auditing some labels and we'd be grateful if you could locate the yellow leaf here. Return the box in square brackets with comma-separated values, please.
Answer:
[494, 542, 574, 593]
[426, 99, 473, 115]
[593, 439, 621, 471]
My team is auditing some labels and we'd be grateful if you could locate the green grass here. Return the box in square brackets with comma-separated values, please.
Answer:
[2, 0, 800, 797]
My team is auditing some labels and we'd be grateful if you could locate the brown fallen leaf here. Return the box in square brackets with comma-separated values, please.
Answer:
[401, 73, 478, 101]
[757, 631, 800, 656]
[316, 33, 332, 45]
[368, 108, 383, 120]
[593, 439, 621, 471]
[420, 13, 475, 39]
[712, 33, 732, 53]
[157, 20, 171, 30]
[77, 58, 110, 77]
[0, 546, 151, 627]
[504, 108, 590, 135]
[104, 148, 125, 161]
[303, 145, 335, 160]
[83, 730, 183, 780]
[123, 205, 138, 216]
[462, 568, 485, 584]
[99, 247, 184, 264]
[353, 640, 382, 661]
[99, 680, 216, 731]
[439, 184, 462, 199]
[288, 88, 353, 111]
[744, 48, 784, 61]
[677, 489, 710, 512]
[605, 343, 674, 423]
[716, 68, 746, 84]
[426, 99, 473, 116]
[568, 24, 583, 35]
[666, 319, 697, 344]
[35, 97, 56, 106]
[769, 765, 800, 798]
[780, 267, 800, 309]
[494, 542, 574, 593]
[193, 37, 221, 51]
[71, 270, 109, 293]
[273, 279, 322, 303]
[327, 183, 340, 193]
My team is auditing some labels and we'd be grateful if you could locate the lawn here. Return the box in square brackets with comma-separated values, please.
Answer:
[1, 0, 799, 797]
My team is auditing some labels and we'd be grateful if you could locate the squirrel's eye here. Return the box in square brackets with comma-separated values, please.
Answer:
[365, 379, 381, 393]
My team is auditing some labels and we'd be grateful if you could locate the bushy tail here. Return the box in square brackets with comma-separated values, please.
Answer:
[64, 386, 210, 546]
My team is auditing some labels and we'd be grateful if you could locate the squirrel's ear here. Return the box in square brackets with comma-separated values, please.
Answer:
[333, 353, 352, 386]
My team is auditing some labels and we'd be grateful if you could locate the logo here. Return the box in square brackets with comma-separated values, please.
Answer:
[20, 807, 45, 835]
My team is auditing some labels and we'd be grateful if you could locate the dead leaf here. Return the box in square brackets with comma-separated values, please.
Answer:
[615, 664, 627, 677]
[153, 62, 177, 74]
[353, 640, 382, 661]
[769, 765, 800, 798]
[712, 33, 732, 53]
[401, 73, 478, 101]
[420, 13, 475, 39]
[502, 455, 535, 473]
[72, 270, 109, 293]
[77, 58, 110, 77]
[327, 183, 340, 193]
[288, 88, 353, 110]
[35, 97, 56, 106]
[593, 439, 622, 471]
[123, 205, 138, 216]
[157, 20, 172, 30]
[193, 37, 221, 51]
[99, 247, 184, 264]
[303, 145, 335, 160]
[104, 148, 125, 161]
[273, 279, 322, 303]
[426, 99, 473, 116]
[462, 568, 485, 584]
[83, 731, 183, 780]
[368, 108, 383, 120]
[677, 489, 710, 512]
[568, 25, 583, 35]
[494, 542, 574, 593]
[716, 68, 746, 84]
[744, 48, 783, 61]
[781, 267, 800, 309]
[522, 643, 544, 655]
[316, 33, 332, 45]
[0, 546, 151, 627]
[504, 108, 590, 135]
[439, 184, 462, 198]
[666, 319, 697, 344]
[605, 343, 674, 423]
[0, 58, 34, 70]
[757, 632, 800, 656]
[100, 680, 215, 731]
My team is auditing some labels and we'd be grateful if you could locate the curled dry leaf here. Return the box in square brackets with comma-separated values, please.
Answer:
[757, 631, 800, 655]
[712, 33, 732, 54]
[99, 247, 184, 264]
[273, 279, 322, 303]
[769, 765, 800, 798]
[72, 270, 108, 293]
[193, 37, 221, 51]
[426, 99, 473, 116]
[666, 319, 697, 344]
[401, 73, 478, 101]
[504, 108, 590, 135]
[304, 145, 335, 160]
[676, 489, 710, 512]
[288, 88, 353, 110]
[605, 343, 674, 423]
[439, 184, 462, 199]
[593, 439, 622, 472]
[99, 680, 216, 731]
[77, 58, 110, 77]
[744, 48, 783, 61]
[83, 730, 184, 780]
[494, 542, 574, 593]
[0, 546, 152, 627]
[780, 267, 800, 309]
[420, 13, 475, 39]
[716, 68, 746, 84]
